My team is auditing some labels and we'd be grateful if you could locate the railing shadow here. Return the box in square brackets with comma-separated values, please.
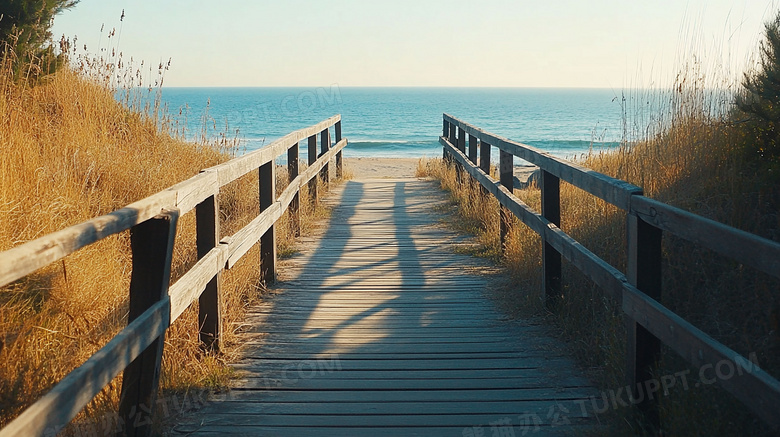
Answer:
[248, 179, 465, 383]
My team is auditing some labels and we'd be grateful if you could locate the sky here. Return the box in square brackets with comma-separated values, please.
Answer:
[51, 0, 779, 88]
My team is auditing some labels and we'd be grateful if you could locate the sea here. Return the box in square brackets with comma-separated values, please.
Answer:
[156, 87, 627, 165]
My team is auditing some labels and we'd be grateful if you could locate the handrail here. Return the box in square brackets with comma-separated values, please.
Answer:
[0, 116, 346, 437]
[440, 113, 780, 430]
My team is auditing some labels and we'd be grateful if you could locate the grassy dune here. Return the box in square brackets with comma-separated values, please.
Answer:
[418, 65, 780, 435]
[0, 53, 337, 433]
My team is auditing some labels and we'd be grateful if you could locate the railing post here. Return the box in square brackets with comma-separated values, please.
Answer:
[499, 149, 513, 251]
[320, 127, 330, 187]
[479, 140, 491, 196]
[468, 134, 478, 165]
[448, 122, 457, 164]
[626, 211, 663, 428]
[118, 209, 178, 437]
[480, 140, 491, 173]
[455, 127, 466, 183]
[457, 126, 466, 155]
[541, 170, 562, 309]
[288, 142, 300, 237]
[308, 134, 318, 206]
[335, 120, 343, 179]
[442, 119, 449, 160]
[259, 162, 276, 284]
[196, 192, 221, 350]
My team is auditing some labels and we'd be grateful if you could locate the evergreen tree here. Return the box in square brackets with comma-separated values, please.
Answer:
[736, 10, 780, 163]
[0, 0, 79, 77]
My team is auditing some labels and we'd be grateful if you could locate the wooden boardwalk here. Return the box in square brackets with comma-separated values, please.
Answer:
[176, 178, 599, 436]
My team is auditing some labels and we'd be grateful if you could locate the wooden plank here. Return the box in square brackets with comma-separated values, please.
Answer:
[0, 189, 174, 288]
[238, 374, 591, 390]
[206, 399, 591, 416]
[444, 113, 642, 210]
[169, 245, 227, 323]
[222, 203, 282, 269]
[119, 210, 178, 437]
[631, 195, 780, 279]
[170, 170, 219, 216]
[182, 413, 593, 428]
[622, 287, 780, 429]
[0, 299, 169, 437]
[196, 194, 222, 350]
[206, 115, 340, 187]
[185, 425, 591, 437]
[224, 387, 594, 403]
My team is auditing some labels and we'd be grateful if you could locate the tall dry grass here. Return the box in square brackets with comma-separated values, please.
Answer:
[418, 55, 779, 435]
[0, 45, 341, 433]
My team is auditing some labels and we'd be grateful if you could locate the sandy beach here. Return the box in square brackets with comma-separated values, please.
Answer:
[344, 157, 539, 185]
[344, 157, 421, 178]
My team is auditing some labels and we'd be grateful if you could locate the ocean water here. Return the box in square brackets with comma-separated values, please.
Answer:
[157, 87, 626, 164]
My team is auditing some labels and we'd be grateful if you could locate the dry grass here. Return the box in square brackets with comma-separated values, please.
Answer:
[418, 66, 780, 435]
[0, 48, 342, 433]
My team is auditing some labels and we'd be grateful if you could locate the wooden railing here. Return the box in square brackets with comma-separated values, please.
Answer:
[0, 115, 347, 437]
[440, 113, 780, 429]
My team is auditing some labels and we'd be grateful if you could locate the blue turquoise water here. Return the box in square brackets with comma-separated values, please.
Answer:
[157, 87, 625, 164]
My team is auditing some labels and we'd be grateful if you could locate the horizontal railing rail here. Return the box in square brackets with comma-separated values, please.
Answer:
[440, 113, 780, 430]
[0, 115, 346, 437]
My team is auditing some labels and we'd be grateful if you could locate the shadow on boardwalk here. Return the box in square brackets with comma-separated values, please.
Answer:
[172, 178, 600, 437]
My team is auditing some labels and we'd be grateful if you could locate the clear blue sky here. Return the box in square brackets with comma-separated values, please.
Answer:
[51, 0, 778, 87]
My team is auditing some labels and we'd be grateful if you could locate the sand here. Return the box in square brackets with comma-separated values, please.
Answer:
[344, 157, 539, 185]
[344, 157, 421, 179]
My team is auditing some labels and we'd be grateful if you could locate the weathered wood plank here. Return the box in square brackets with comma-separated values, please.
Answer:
[444, 113, 642, 209]
[206, 115, 340, 187]
[631, 195, 780, 279]
[0, 189, 174, 288]
[222, 203, 282, 269]
[185, 425, 591, 437]
[169, 245, 227, 323]
[622, 287, 780, 429]
[204, 399, 590, 416]
[180, 413, 593, 428]
[224, 387, 595, 403]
